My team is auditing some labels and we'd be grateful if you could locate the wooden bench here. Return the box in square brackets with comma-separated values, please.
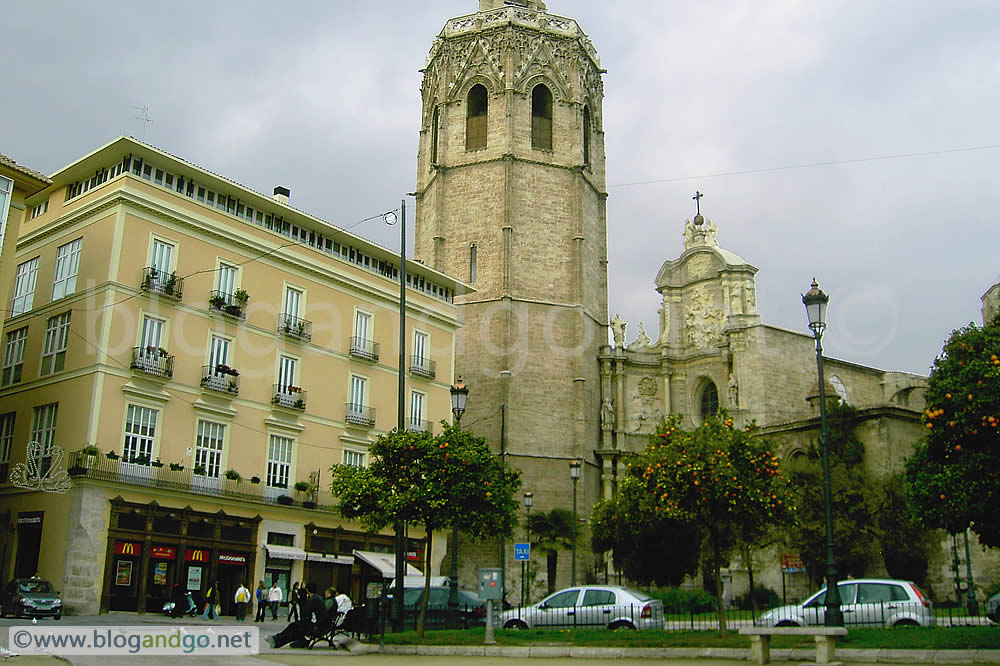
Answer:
[739, 626, 848, 665]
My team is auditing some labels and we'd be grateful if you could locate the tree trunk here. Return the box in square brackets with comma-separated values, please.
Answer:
[546, 551, 558, 595]
[417, 530, 432, 638]
[711, 527, 727, 635]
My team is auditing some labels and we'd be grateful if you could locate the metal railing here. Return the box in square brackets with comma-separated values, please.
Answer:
[277, 313, 312, 342]
[349, 337, 379, 362]
[130, 347, 174, 379]
[345, 403, 375, 427]
[409, 355, 436, 379]
[141, 267, 183, 300]
[406, 418, 430, 433]
[272, 385, 307, 410]
[208, 290, 247, 320]
[201, 364, 240, 395]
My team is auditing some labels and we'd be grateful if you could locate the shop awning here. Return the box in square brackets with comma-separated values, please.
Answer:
[353, 550, 423, 580]
[264, 544, 307, 561]
[304, 552, 353, 565]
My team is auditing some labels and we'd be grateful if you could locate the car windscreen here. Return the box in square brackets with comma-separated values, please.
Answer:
[19, 580, 54, 594]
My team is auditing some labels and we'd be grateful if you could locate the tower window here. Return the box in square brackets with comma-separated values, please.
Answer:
[431, 107, 440, 164]
[466, 84, 488, 151]
[469, 243, 477, 283]
[583, 105, 592, 166]
[531, 84, 553, 151]
[700, 382, 719, 421]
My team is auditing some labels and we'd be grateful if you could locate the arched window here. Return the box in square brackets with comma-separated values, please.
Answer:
[431, 107, 439, 164]
[582, 105, 591, 165]
[466, 84, 488, 150]
[700, 382, 719, 421]
[531, 84, 553, 150]
[469, 243, 477, 283]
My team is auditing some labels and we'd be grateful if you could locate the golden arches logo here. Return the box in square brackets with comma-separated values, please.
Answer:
[121, 543, 136, 555]
[190, 550, 205, 562]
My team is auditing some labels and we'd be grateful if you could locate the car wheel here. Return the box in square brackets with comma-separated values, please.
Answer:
[503, 619, 529, 630]
[54, 614, 61, 620]
[608, 621, 636, 631]
[892, 619, 918, 627]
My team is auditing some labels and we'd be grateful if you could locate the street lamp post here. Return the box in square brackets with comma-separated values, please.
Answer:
[447, 378, 469, 630]
[802, 279, 843, 627]
[523, 490, 533, 607]
[569, 460, 581, 586]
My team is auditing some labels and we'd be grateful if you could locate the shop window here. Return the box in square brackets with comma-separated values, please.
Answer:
[222, 525, 252, 543]
[187, 522, 213, 539]
[117, 512, 145, 531]
[267, 532, 294, 547]
[153, 517, 180, 535]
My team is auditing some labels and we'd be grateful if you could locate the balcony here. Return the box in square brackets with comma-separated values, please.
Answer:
[407, 418, 430, 433]
[349, 336, 379, 362]
[272, 385, 307, 410]
[345, 403, 375, 427]
[409, 355, 436, 379]
[141, 267, 183, 300]
[208, 289, 248, 320]
[130, 346, 174, 379]
[66, 449, 338, 510]
[277, 314, 312, 342]
[201, 364, 240, 395]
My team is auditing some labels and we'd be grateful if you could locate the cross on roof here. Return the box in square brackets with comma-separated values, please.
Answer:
[692, 191, 704, 216]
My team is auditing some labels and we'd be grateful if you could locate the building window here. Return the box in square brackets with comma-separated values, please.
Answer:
[267, 435, 292, 490]
[531, 83, 553, 150]
[150, 239, 174, 287]
[52, 238, 82, 300]
[409, 391, 426, 431]
[2, 327, 28, 386]
[583, 105, 592, 166]
[0, 412, 14, 483]
[30, 199, 49, 220]
[469, 244, 477, 283]
[431, 107, 440, 164]
[700, 382, 719, 421]
[195, 420, 225, 478]
[0, 176, 11, 251]
[40, 312, 71, 376]
[829, 375, 849, 403]
[123, 405, 157, 463]
[466, 84, 488, 150]
[343, 449, 365, 468]
[413, 331, 428, 366]
[30, 403, 58, 477]
[349, 375, 367, 411]
[11, 258, 39, 315]
[216, 262, 238, 302]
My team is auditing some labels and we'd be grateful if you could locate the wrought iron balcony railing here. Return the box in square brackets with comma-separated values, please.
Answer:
[272, 384, 307, 410]
[208, 290, 248, 320]
[409, 355, 436, 379]
[130, 346, 174, 379]
[201, 364, 240, 395]
[277, 314, 312, 342]
[407, 418, 430, 433]
[345, 403, 375, 427]
[141, 267, 183, 300]
[349, 336, 379, 362]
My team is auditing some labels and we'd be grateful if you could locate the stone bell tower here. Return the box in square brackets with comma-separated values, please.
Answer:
[413, 1, 608, 588]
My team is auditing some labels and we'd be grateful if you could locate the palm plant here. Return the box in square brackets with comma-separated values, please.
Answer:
[527, 508, 578, 595]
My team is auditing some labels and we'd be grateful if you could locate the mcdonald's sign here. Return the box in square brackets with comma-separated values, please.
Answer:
[114, 541, 139, 556]
[184, 548, 207, 562]
[151, 545, 176, 560]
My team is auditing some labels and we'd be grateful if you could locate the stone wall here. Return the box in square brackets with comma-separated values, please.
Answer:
[61, 485, 109, 615]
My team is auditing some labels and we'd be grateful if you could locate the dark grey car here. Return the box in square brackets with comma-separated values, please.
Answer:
[1, 577, 62, 619]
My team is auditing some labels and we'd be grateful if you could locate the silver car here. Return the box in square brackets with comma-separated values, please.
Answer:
[756, 578, 935, 628]
[499, 585, 663, 631]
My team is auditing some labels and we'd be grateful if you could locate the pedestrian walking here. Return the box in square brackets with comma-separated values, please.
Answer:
[267, 579, 283, 620]
[254, 580, 267, 622]
[202, 581, 217, 621]
[234, 581, 250, 622]
[287, 582, 300, 622]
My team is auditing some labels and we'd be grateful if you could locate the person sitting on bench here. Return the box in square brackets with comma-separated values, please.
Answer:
[267, 582, 326, 649]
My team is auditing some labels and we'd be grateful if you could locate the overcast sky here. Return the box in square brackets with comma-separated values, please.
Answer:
[3, 0, 998, 375]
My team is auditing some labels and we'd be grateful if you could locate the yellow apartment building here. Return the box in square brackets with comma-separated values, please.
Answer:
[0, 137, 469, 615]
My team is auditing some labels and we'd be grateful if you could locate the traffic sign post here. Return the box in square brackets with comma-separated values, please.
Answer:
[514, 543, 530, 608]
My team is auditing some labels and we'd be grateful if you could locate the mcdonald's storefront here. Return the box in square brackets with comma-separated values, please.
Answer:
[102, 499, 259, 614]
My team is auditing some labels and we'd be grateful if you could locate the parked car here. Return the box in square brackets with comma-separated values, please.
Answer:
[987, 591, 1000, 623]
[756, 579, 934, 628]
[499, 585, 663, 631]
[403, 586, 486, 628]
[1, 577, 63, 619]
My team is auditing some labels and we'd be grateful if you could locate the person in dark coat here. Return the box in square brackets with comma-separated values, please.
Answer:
[267, 582, 327, 649]
[254, 580, 267, 622]
[171, 583, 186, 618]
[287, 582, 300, 622]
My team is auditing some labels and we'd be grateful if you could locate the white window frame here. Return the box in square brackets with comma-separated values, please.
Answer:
[349, 375, 367, 411]
[30, 403, 58, 477]
[52, 238, 82, 300]
[267, 434, 293, 494]
[0, 176, 11, 251]
[122, 404, 158, 464]
[283, 286, 302, 326]
[150, 238, 175, 288]
[195, 420, 225, 480]
[343, 449, 366, 468]
[409, 390, 426, 431]
[0, 412, 15, 483]
[2, 327, 28, 386]
[11, 258, 39, 315]
[40, 311, 71, 376]
[216, 262, 238, 302]
[30, 198, 49, 220]
[354, 310, 372, 343]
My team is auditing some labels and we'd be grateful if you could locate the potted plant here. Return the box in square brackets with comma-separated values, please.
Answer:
[224, 303, 243, 317]
[293, 398, 306, 409]
[142, 268, 157, 290]
[106, 450, 120, 460]
[209, 293, 226, 310]
[193, 464, 207, 476]
[224, 469, 241, 481]
[233, 288, 249, 306]
[169, 462, 185, 472]
[296, 321, 306, 337]
[250, 475, 261, 484]
[150, 458, 164, 468]
[158, 347, 169, 357]
[132, 453, 151, 465]
[163, 272, 177, 295]
[294, 481, 311, 493]
[276, 494, 293, 505]
[303, 499, 317, 509]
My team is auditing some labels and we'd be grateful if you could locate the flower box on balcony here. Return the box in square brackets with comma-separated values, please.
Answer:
[106, 451, 120, 460]
[276, 494, 293, 505]
[169, 462, 184, 472]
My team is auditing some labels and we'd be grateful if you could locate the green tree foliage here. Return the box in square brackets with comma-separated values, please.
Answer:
[526, 509, 577, 595]
[874, 472, 934, 583]
[786, 402, 878, 584]
[329, 426, 520, 635]
[905, 316, 1000, 547]
[590, 413, 793, 633]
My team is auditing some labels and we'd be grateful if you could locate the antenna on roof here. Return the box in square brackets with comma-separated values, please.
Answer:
[133, 105, 152, 141]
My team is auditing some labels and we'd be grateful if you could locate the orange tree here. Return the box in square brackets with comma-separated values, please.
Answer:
[906, 314, 1000, 546]
[330, 425, 520, 635]
[591, 412, 793, 633]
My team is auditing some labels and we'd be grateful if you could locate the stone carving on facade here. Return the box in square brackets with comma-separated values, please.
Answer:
[683, 217, 719, 250]
[627, 322, 653, 351]
[744, 279, 757, 312]
[448, 37, 505, 98]
[630, 376, 663, 434]
[685, 289, 724, 348]
[730, 282, 744, 315]
[610, 313, 626, 348]
[601, 399, 615, 431]
[656, 301, 670, 346]
[728, 372, 739, 408]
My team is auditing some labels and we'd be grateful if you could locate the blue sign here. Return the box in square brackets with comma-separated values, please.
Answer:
[514, 543, 530, 561]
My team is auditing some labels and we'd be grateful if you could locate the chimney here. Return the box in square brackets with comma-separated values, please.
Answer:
[273, 186, 290, 205]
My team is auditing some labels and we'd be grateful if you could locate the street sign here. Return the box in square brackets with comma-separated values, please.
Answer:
[514, 542, 530, 561]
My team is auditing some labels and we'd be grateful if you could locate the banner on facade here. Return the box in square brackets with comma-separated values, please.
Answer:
[151, 546, 176, 559]
[17, 511, 44, 525]
[218, 553, 246, 566]
[114, 542, 140, 556]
